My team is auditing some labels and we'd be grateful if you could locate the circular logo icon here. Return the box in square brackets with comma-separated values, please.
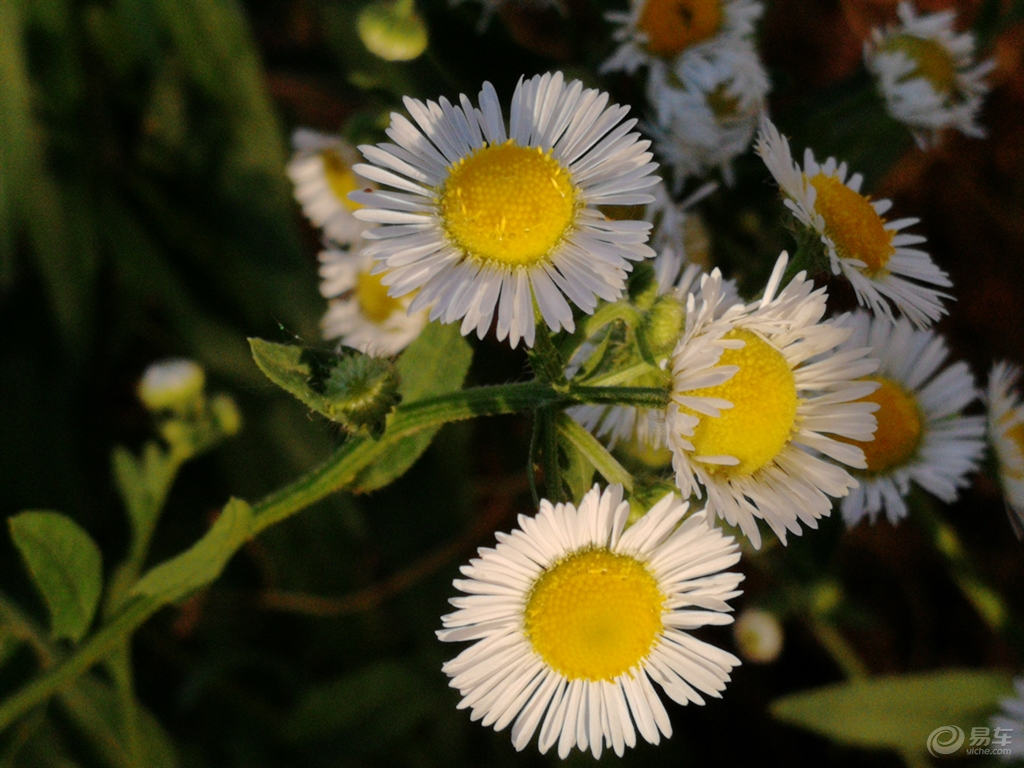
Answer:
[927, 726, 965, 756]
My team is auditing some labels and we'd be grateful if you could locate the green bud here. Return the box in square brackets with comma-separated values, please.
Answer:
[810, 581, 842, 616]
[626, 482, 679, 527]
[137, 359, 205, 414]
[322, 352, 401, 436]
[644, 295, 685, 359]
[210, 394, 242, 438]
[357, 0, 428, 62]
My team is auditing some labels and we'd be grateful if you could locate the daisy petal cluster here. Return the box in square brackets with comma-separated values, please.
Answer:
[601, 0, 762, 76]
[318, 247, 428, 356]
[286, 129, 372, 247]
[351, 72, 660, 349]
[648, 38, 770, 188]
[865, 1, 994, 149]
[666, 253, 880, 547]
[986, 362, 1024, 536]
[836, 311, 986, 527]
[438, 484, 743, 758]
[756, 116, 951, 328]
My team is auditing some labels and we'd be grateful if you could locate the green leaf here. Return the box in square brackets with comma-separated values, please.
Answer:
[9, 511, 103, 642]
[131, 498, 252, 603]
[352, 322, 473, 493]
[249, 339, 400, 434]
[282, 660, 434, 744]
[771, 669, 1014, 754]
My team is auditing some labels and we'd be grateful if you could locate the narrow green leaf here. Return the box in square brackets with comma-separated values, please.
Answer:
[131, 498, 252, 604]
[771, 669, 1014, 753]
[352, 322, 473, 493]
[556, 413, 633, 492]
[9, 512, 103, 642]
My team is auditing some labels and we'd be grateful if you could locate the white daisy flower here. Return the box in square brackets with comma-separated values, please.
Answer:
[317, 247, 428, 356]
[351, 72, 660, 349]
[865, 1, 994, 149]
[756, 116, 952, 328]
[987, 362, 1024, 536]
[137, 359, 205, 413]
[666, 253, 881, 548]
[601, 0, 763, 76]
[835, 311, 986, 527]
[286, 129, 372, 245]
[438, 484, 743, 758]
[733, 608, 783, 664]
[992, 676, 1024, 760]
[568, 252, 740, 451]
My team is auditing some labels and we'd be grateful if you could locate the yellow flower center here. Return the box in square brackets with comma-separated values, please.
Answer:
[356, 269, 403, 323]
[439, 141, 578, 266]
[841, 377, 923, 474]
[321, 151, 363, 212]
[638, 0, 723, 58]
[681, 329, 798, 478]
[808, 173, 895, 275]
[883, 34, 959, 95]
[524, 548, 664, 681]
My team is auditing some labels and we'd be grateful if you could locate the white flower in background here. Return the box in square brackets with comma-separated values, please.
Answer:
[286, 129, 372, 245]
[865, 1, 994, 149]
[756, 116, 951, 328]
[667, 253, 880, 548]
[836, 311, 985, 527]
[601, 0, 763, 75]
[649, 39, 769, 189]
[647, 179, 718, 256]
[352, 72, 659, 349]
[137, 359, 206, 413]
[987, 362, 1024, 537]
[991, 676, 1024, 761]
[318, 247, 427, 356]
[439, 484, 743, 758]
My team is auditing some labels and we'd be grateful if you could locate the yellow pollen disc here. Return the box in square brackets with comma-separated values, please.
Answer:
[321, 151, 363, 212]
[439, 141, 577, 267]
[884, 34, 959, 95]
[808, 173, 895, 275]
[682, 329, 798, 478]
[638, 0, 723, 57]
[841, 377, 923, 474]
[524, 548, 664, 681]
[355, 270, 403, 323]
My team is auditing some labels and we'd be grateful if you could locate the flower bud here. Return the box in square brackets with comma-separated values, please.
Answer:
[322, 352, 401, 435]
[138, 359, 205, 414]
[357, 0, 428, 62]
[734, 608, 784, 664]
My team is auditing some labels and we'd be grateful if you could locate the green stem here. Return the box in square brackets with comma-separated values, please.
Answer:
[0, 377, 666, 730]
[805, 618, 869, 680]
[538, 406, 565, 503]
[584, 361, 660, 388]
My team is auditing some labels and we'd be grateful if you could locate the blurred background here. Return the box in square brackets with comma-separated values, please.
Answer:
[1, 0, 1022, 765]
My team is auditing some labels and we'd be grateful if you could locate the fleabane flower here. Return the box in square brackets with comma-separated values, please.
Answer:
[352, 72, 660, 348]
[666, 253, 881, 548]
[756, 116, 951, 328]
[987, 362, 1024, 536]
[865, 1, 994, 149]
[835, 311, 985, 527]
[601, 0, 763, 76]
[648, 40, 769, 188]
[438, 484, 743, 758]
[286, 129, 371, 245]
[568, 252, 740, 451]
[318, 247, 427, 356]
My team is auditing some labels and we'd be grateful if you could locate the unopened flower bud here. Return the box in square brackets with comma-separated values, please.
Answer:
[210, 394, 242, 437]
[138, 359, 205, 413]
[357, 0, 428, 62]
[322, 352, 401, 435]
[734, 608, 784, 664]
[645, 295, 685, 359]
